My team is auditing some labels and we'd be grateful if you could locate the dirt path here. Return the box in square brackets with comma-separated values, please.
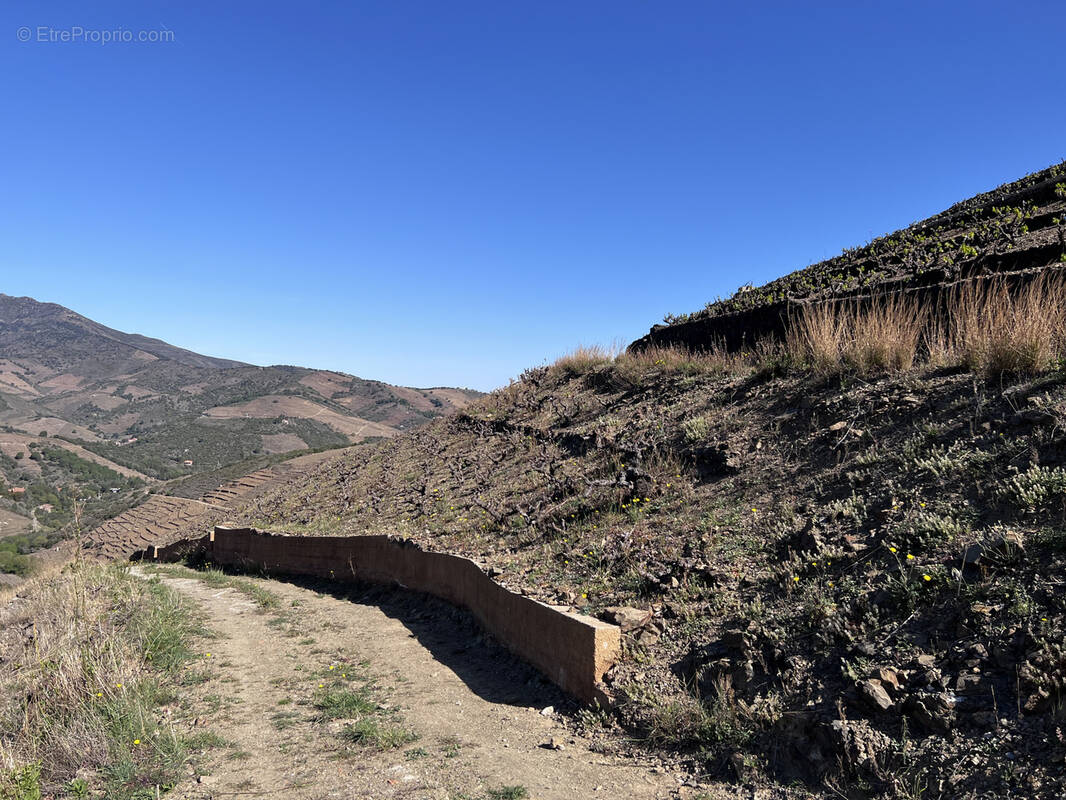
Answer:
[141, 568, 730, 800]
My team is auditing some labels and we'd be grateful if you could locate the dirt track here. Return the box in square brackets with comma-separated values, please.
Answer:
[143, 568, 731, 800]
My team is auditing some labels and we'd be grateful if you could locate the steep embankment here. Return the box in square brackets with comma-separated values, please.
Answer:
[219, 352, 1066, 798]
[634, 160, 1066, 352]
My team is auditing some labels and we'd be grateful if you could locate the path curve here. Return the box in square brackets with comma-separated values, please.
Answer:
[144, 569, 723, 800]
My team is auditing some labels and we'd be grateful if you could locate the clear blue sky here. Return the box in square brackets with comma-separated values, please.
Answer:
[2, 1, 1064, 391]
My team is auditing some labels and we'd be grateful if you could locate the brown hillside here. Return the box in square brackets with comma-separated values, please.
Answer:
[0, 294, 482, 482]
[206, 339, 1066, 798]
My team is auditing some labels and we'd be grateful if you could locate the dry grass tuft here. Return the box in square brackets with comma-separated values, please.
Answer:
[786, 301, 848, 374]
[549, 344, 618, 377]
[937, 275, 1066, 377]
[786, 275, 1066, 378]
[618, 341, 788, 378]
[0, 562, 205, 798]
[617, 344, 736, 375]
[787, 295, 925, 376]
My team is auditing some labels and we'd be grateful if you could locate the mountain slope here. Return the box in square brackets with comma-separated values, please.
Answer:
[0, 294, 481, 482]
[187, 163, 1066, 798]
[0, 293, 243, 372]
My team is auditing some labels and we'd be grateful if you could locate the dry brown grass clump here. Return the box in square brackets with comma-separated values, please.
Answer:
[787, 274, 1066, 378]
[616, 343, 746, 375]
[549, 344, 618, 377]
[787, 295, 925, 376]
[934, 275, 1066, 377]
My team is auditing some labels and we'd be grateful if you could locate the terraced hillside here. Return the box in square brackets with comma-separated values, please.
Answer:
[184, 162, 1066, 799]
[50, 162, 1066, 798]
[84, 450, 339, 561]
[634, 160, 1066, 352]
[204, 349, 1066, 799]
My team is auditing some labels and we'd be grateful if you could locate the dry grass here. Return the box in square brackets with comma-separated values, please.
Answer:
[624, 673, 773, 750]
[548, 275, 1064, 385]
[549, 344, 618, 377]
[0, 561, 206, 798]
[936, 275, 1066, 377]
[786, 274, 1066, 378]
[785, 301, 848, 374]
[617, 343, 743, 375]
[787, 295, 925, 375]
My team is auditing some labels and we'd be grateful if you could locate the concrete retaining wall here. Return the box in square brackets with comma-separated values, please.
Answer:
[150, 527, 620, 705]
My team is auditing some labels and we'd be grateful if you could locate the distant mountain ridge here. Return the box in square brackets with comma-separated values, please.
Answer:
[0, 293, 245, 371]
[0, 294, 481, 481]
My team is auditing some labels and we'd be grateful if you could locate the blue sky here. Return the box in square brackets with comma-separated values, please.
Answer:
[2, 1, 1064, 391]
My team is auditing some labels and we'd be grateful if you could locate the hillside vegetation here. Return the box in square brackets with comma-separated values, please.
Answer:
[50, 160, 1066, 798]
[0, 561, 214, 799]
[220, 318, 1066, 797]
[0, 432, 148, 578]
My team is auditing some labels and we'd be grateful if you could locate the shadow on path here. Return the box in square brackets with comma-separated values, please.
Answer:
[218, 565, 572, 712]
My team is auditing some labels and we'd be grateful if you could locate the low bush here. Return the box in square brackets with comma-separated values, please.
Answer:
[1001, 465, 1066, 513]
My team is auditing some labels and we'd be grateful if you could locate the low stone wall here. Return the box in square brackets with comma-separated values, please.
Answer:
[149, 527, 620, 705]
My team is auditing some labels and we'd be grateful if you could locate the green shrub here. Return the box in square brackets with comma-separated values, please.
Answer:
[681, 415, 712, 443]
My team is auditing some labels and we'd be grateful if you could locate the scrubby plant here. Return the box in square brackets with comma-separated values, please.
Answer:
[1001, 466, 1066, 513]
[0, 762, 40, 800]
[911, 442, 995, 479]
[681, 414, 712, 443]
[905, 511, 969, 549]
